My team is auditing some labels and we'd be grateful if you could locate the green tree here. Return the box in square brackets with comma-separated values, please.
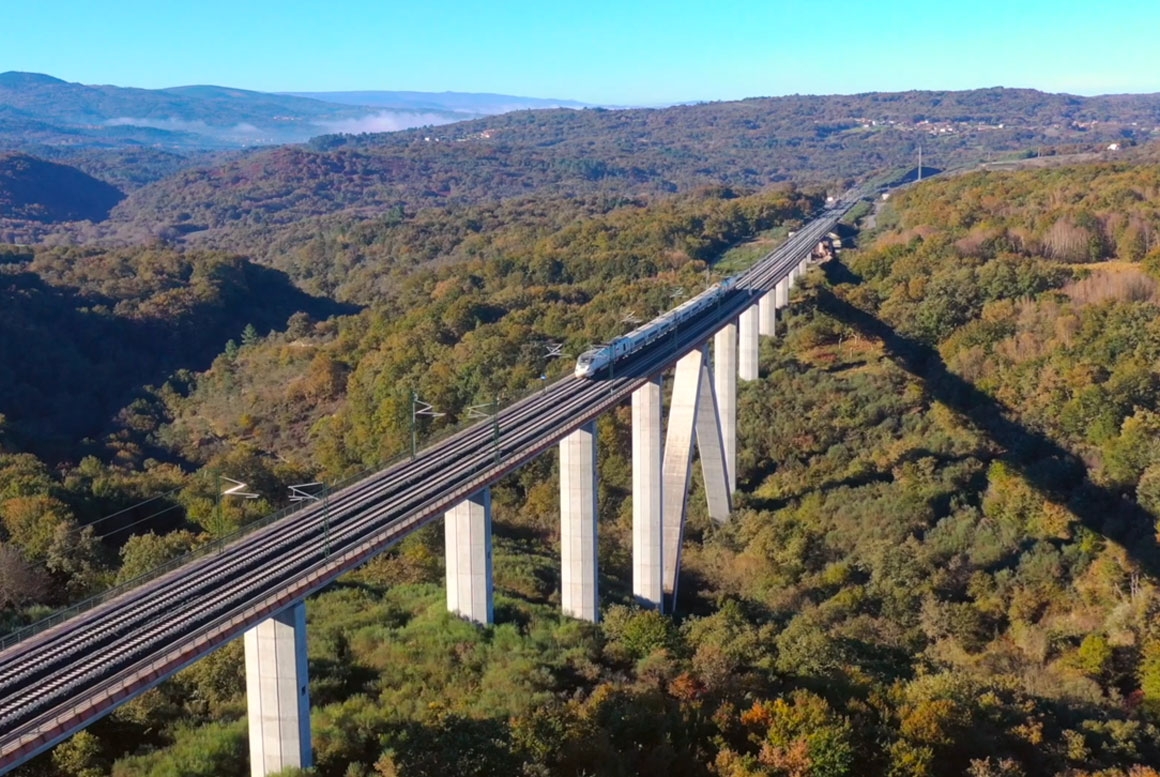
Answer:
[116, 531, 199, 585]
[1073, 633, 1114, 680]
[1140, 639, 1160, 718]
[241, 323, 260, 347]
[0, 494, 75, 561]
[52, 730, 106, 777]
[601, 604, 678, 661]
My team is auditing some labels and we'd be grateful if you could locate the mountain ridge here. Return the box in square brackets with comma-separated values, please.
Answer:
[0, 72, 589, 152]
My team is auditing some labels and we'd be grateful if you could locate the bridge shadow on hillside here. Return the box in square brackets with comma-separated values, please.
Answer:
[813, 286, 1160, 579]
[739, 448, 986, 517]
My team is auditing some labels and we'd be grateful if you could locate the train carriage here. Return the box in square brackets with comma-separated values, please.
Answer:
[574, 277, 737, 378]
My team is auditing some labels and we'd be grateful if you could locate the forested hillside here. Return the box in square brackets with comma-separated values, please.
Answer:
[0, 243, 352, 460]
[2, 86, 1152, 262]
[90, 87, 1152, 251]
[159, 187, 816, 470]
[57, 147, 217, 193]
[0, 153, 124, 225]
[8, 154, 1160, 775]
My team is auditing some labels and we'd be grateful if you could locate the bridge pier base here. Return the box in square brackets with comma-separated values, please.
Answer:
[632, 377, 664, 610]
[560, 421, 599, 622]
[713, 322, 737, 493]
[244, 602, 312, 777]
[445, 488, 493, 625]
[739, 305, 759, 381]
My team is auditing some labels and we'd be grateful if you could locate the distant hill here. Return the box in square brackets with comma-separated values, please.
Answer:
[0, 72, 462, 150]
[107, 87, 1160, 243]
[0, 153, 124, 222]
[0, 72, 592, 153]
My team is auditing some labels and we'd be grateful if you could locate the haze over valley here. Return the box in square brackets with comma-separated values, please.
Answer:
[0, 71, 587, 152]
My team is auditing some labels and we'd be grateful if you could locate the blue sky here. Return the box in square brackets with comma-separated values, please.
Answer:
[3, 0, 1158, 104]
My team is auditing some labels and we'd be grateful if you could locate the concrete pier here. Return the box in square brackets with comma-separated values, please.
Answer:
[759, 291, 776, 337]
[631, 377, 663, 609]
[661, 347, 731, 605]
[244, 602, 312, 777]
[694, 361, 732, 523]
[775, 277, 790, 309]
[444, 488, 493, 625]
[713, 323, 737, 494]
[662, 350, 700, 603]
[739, 305, 759, 381]
[560, 421, 599, 622]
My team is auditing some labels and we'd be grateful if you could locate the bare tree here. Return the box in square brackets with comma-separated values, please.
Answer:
[1044, 218, 1091, 263]
[0, 544, 49, 609]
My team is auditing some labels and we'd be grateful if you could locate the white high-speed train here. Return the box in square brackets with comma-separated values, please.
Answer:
[574, 277, 739, 379]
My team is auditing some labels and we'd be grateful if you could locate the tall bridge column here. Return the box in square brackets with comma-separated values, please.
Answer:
[632, 377, 663, 609]
[560, 421, 599, 622]
[713, 322, 737, 493]
[775, 276, 790, 309]
[739, 305, 759, 381]
[694, 365, 732, 522]
[662, 346, 731, 608]
[445, 488, 493, 625]
[244, 602, 312, 777]
[759, 291, 776, 337]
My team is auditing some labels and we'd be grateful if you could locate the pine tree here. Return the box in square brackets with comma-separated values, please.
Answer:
[240, 323, 259, 347]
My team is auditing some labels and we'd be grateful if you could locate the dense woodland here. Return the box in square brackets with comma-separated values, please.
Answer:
[0, 242, 351, 456]
[3, 157, 1160, 775]
[0, 154, 123, 225]
[6, 88, 1160, 775]
[104, 93, 1143, 244]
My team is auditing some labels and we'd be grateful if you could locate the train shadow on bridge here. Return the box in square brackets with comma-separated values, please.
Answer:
[813, 283, 1160, 580]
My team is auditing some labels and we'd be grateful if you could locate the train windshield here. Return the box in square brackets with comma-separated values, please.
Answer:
[577, 354, 594, 365]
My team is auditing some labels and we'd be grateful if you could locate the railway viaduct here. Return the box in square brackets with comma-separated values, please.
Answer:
[0, 205, 849, 776]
